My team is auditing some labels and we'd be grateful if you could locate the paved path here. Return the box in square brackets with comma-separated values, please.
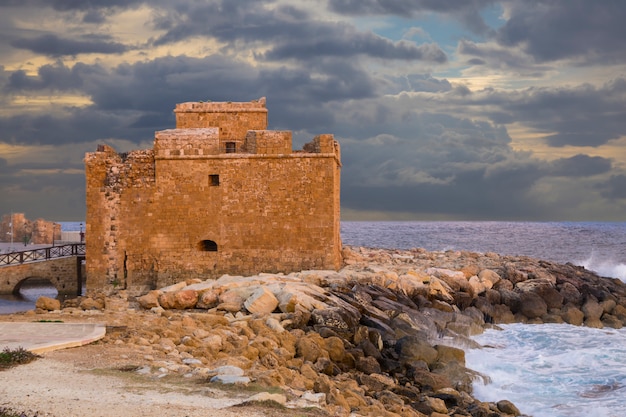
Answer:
[0, 322, 106, 354]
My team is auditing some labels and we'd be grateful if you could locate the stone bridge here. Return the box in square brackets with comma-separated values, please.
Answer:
[0, 244, 85, 296]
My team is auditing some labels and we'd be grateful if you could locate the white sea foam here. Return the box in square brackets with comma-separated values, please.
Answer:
[578, 253, 626, 281]
[466, 323, 626, 417]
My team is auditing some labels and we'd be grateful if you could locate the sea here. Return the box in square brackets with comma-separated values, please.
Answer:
[342, 221, 626, 417]
[2, 220, 626, 416]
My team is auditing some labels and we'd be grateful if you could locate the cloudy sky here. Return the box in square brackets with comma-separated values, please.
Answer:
[1, 0, 625, 222]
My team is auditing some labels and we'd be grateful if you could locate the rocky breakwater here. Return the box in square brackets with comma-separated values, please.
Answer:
[40, 246, 626, 416]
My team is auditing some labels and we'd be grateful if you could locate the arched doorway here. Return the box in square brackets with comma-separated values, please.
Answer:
[198, 240, 218, 252]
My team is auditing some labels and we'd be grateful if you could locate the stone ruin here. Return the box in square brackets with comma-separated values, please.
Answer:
[0, 213, 61, 246]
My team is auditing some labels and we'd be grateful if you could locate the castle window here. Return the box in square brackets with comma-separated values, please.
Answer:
[225, 142, 236, 153]
[198, 240, 218, 252]
[209, 174, 220, 186]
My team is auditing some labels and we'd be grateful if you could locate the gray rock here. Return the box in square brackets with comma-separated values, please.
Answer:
[211, 365, 245, 376]
[210, 375, 251, 385]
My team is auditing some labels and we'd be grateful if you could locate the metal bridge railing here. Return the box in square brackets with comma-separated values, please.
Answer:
[0, 244, 85, 266]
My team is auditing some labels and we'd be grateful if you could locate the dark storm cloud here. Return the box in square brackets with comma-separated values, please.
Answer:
[0, 0, 624, 221]
[6, 63, 86, 91]
[0, 157, 83, 218]
[342, 169, 547, 220]
[601, 175, 626, 200]
[549, 155, 612, 178]
[0, 0, 145, 11]
[150, 1, 307, 46]
[149, 2, 446, 63]
[503, 80, 626, 148]
[0, 110, 149, 146]
[495, 0, 626, 64]
[3, 170, 84, 193]
[457, 39, 552, 76]
[434, 79, 626, 148]
[11, 34, 128, 57]
[332, 93, 621, 220]
[328, 0, 497, 34]
[149, 1, 333, 48]
[337, 103, 517, 189]
[87, 55, 372, 128]
[262, 25, 446, 63]
[341, 150, 595, 220]
[0, 52, 378, 145]
[82, 9, 107, 24]
[0, 158, 9, 175]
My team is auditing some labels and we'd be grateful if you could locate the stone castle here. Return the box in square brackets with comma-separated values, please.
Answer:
[85, 98, 342, 294]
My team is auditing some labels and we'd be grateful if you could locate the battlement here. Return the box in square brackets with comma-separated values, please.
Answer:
[174, 98, 268, 139]
[175, 97, 267, 113]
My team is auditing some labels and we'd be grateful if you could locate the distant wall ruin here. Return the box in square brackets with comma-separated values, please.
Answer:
[85, 98, 342, 294]
[0, 213, 61, 246]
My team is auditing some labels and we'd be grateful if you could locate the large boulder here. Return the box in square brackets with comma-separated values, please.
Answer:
[518, 292, 548, 319]
[244, 287, 279, 315]
[478, 269, 501, 288]
[296, 333, 328, 363]
[158, 289, 198, 309]
[395, 336, 438, 366]
[137, 290, 161, 309]
[80, 297, 105, 310]
[311, 307, 359, 332]
[216, 290, 245, 312]
[561, 305, 584, 325]
[516, 279, 563, 309]
[468, 276, 487, 296]
[427, 268, 469, 294]
[35, 296, 61, 311]
[396, 271, 429, 298]
[499, 289, 522, 313]
[196, 289, 220, 309]
[582, 298, 604, 321]
[356, 356, 382, 374]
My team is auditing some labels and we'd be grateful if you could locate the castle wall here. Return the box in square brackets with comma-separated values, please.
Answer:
[85, 145, 156, 293]
[85, 99, 341, 295]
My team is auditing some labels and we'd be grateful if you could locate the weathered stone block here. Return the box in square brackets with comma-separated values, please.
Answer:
[244, 287, 279, 314]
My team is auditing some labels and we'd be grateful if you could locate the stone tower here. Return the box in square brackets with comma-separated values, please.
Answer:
[85, 98, 342, 294]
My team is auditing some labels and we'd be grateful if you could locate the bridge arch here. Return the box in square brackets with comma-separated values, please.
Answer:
[0, 257, 84, 297]
[13, 276, 60, 297]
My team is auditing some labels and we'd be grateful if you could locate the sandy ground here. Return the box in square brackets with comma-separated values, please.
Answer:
[1, 348, 295, 417]
[0, 322, 328, 417]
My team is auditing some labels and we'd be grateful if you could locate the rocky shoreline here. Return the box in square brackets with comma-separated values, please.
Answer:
[29, 245, 626, 417]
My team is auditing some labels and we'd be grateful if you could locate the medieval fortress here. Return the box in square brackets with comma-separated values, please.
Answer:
[85, 98, 342, 294]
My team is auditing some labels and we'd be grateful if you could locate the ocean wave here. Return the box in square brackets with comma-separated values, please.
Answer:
[579, 254, 626, 281]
